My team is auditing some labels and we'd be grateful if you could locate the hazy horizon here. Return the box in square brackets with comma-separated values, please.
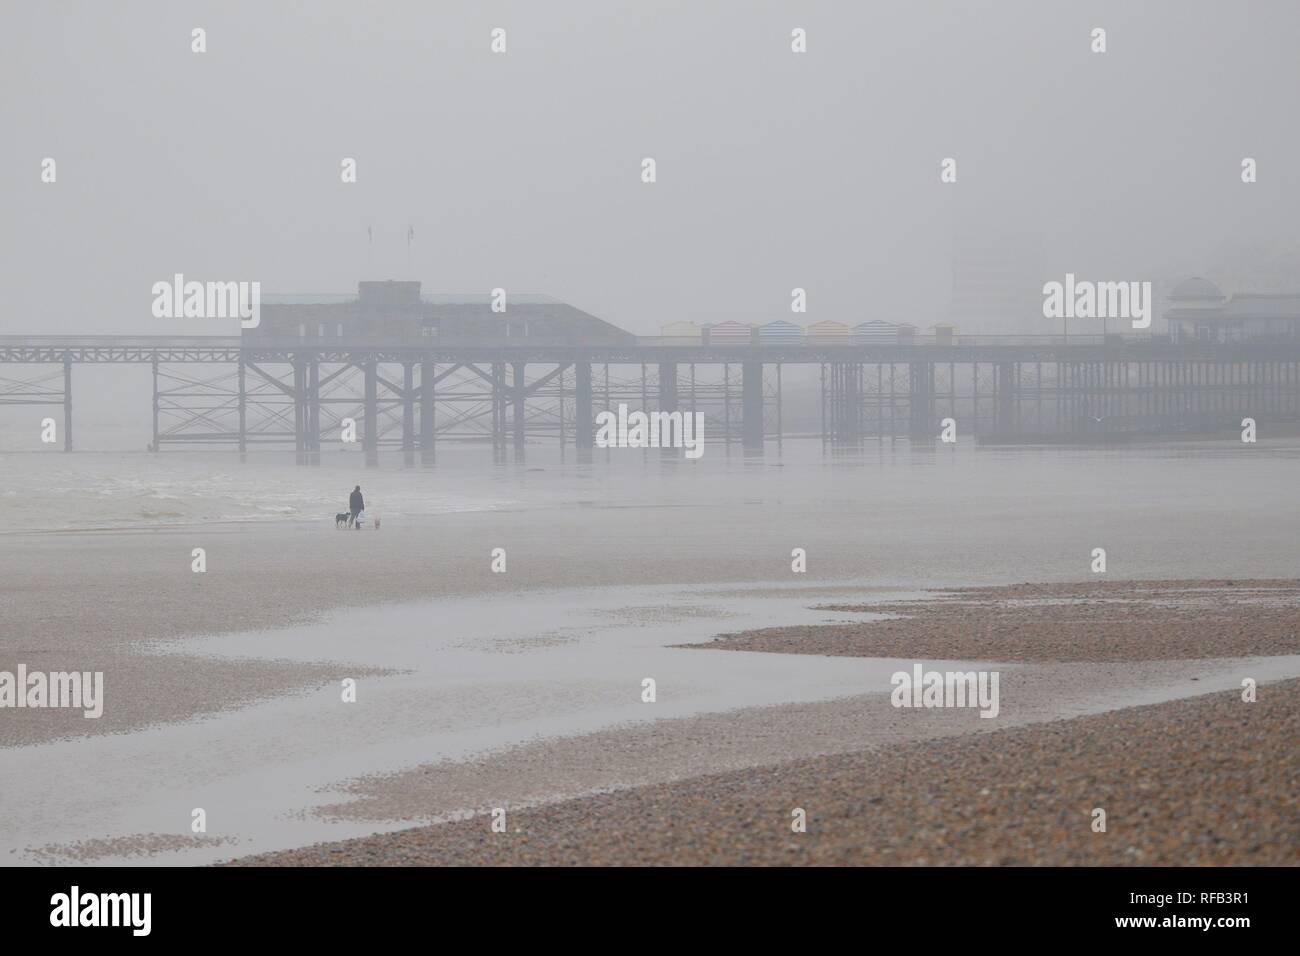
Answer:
[3, 0, 1299, 341]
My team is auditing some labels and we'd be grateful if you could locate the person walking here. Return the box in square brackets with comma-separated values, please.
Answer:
[349, 485, 364, 530]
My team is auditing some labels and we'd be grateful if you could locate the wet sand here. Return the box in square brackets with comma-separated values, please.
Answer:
[0, 512, 885, 747]
[5, 507, 1299, 864]
[5, 458, 1298, 751]
[2, 514, 819, 748]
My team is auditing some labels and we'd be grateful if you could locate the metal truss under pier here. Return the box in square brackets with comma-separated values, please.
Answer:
[149, 358, 778, 463]
[2, 337, 1299, 456]
[820, 358, 1300, 443]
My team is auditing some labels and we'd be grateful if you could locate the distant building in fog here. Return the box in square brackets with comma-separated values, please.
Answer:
[948, 231, 1048, 334]
[1164, 277, 1300, 342]
[248, 281, 634, 346]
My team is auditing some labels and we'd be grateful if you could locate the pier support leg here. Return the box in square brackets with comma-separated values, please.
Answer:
[819, 364, 826, 446]
[420, 360, 435, 464]
[402, 361, 415, 467]
[491, 363, 506, 462]
[575, 362, 593, 450]
[742, 361, 763, 451]
[512, 362, 526, 454]
[307, 359, 320, 462]
[363, 358, 378, 467]
[909, 362, 934, 441]
[831, 363, 863, 444]
[657, 362, 678, 413]
[776, 363, 783, 449]
[238, 356, 246, 455]
[293, 359, 306, 464]
[995, 361, 1016, 438]
[658, 361, 678, 455]
[151, 356, 159, 452]
[63, 356, 72, 452]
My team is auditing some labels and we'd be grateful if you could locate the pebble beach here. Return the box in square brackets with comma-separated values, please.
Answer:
[230, 579, 1300, 866]
[232, 678, 1300, 866]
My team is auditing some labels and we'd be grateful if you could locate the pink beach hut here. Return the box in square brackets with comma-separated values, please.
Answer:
[704, 320, 756, 345]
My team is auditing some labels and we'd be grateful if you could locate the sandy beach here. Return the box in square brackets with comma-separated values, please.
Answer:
[3, 447, 1298, 866]
[6, 440, 1300, 754]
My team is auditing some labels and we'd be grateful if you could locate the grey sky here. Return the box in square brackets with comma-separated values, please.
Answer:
[3, 0, 1297, 336]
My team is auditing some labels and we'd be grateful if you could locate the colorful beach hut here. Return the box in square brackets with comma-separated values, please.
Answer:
[704, 320, 755, 345]
[806, 320, 853, 345]
[660, 321, 703, 345]
[758, 320, 805, 346]
[854, 320, 898, 344]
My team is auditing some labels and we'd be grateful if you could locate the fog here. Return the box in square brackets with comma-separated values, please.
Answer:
[4, 3, 1300, 874]
[3, 2, 1299, 440]
[3, 0, 1297, 343]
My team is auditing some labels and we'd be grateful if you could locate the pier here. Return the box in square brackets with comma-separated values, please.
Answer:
[4, 332, 1299, 458]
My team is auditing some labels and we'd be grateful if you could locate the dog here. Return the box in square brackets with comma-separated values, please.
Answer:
[335, 512, 352, 529]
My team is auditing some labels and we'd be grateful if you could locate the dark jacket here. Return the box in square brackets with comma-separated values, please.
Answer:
[349, 490, 364, 513]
